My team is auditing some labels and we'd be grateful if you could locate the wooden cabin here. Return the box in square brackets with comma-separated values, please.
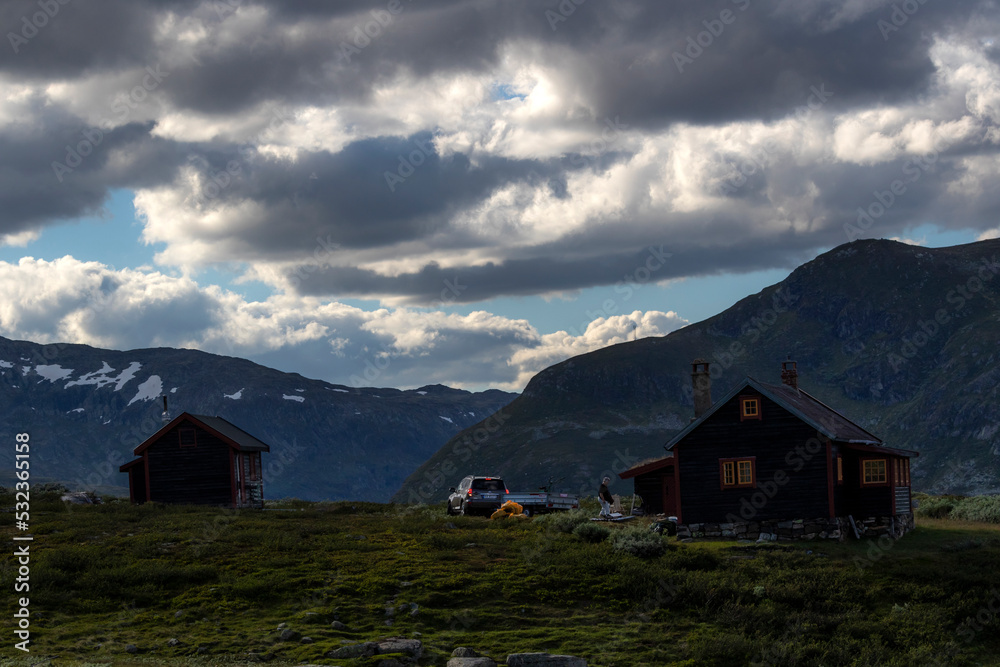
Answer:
[620, 360, 918, 540]
[119, 412, 270, 508]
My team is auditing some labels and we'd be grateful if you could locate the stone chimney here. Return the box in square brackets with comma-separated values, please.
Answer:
[691, 358, 712, 419]
[781, 359, 798, 390]
[161, 395, 171, 423]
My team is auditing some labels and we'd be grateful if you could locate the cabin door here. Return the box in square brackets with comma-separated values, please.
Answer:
[662, 471, 677, 518]
[234, 452, 263, 508]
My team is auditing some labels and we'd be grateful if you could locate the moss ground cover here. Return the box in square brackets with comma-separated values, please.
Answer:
[3, 491, 1000, 666]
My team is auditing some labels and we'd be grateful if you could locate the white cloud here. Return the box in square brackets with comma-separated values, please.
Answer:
[0, 256, 688, 391]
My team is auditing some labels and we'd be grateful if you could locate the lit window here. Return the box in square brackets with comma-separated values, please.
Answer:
[837, 456, 843, 483]
[862, 459, 887, 485]
[720, 458, 756, 489]
[740, 396, 761, 420]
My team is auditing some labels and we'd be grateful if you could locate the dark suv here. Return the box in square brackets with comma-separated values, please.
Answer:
[446, 476, 508, 516]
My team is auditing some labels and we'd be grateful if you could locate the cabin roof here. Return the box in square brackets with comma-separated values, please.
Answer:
[618, 454, 674, 479]
[664, 376, 908, 453]
[133, 412, 271, 455]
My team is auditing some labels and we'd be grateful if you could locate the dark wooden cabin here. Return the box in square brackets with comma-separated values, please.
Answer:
[119, 412, 270, 508]
[620, 360, 917, 537]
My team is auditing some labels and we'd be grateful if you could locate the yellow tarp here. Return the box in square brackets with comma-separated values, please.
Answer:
[490, 500, 528, 520]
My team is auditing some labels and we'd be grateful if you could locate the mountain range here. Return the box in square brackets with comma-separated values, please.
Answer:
[395, 239, 1000, 503]
[0, 338, 515, 501]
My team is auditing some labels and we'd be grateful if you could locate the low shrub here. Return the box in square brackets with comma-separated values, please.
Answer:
[950, 494, 1000, 523]
[915, 496, 956, 519]
[573, 522, 610, 543]
[609, 526, 667, 558]
[534, 509, 591, 533]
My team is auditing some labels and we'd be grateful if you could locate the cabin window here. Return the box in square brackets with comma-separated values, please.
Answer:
[179, 427, 198, 448]
[862, 459, 887, 485]
[739, 395, 762, 421]
[720, 457, 756, 489]
[837, 456, 843, 484]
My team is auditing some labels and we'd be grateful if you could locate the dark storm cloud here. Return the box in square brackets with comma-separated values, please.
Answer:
[2, 0, 998, 304]
[185, 133, 578, 253]
[0, 0, 200, 76]
[290, 239, 810, 305]
[0, 101, 185, 236]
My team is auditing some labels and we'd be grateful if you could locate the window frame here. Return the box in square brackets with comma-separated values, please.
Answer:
[178, 426, 198, 448]
[860, 458, 888, 486]
[739, 395, 762, 421]
[836, 455, 844, 484]
[719, 457, 757, 490]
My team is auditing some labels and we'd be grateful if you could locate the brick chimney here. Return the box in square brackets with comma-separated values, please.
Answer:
[781, 359, 798, 390]
[691, 358, 712, 419]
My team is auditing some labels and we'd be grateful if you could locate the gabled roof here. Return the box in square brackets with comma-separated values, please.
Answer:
[133, 412, 271, 455]
[665, 376, 888, 451]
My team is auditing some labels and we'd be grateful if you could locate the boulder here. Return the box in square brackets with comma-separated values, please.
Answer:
[326, 642, 378, 659]
[448, 658, 497, 667]
[377, 637, 423, 658]
[506, 653, 587, 666]
[453, 648, 479, 657]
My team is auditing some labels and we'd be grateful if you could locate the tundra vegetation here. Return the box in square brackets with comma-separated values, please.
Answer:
[2, 488, 1000, 666]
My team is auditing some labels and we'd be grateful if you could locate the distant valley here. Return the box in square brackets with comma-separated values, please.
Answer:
[0, 338, 516, 501]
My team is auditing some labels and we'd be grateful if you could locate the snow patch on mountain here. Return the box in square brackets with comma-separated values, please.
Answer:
[225, 388, 244, 400]
[35, 365, 74, 383]
[65, 361, 143, 391]
[128, 375, 163, 406]
[283, 394, 305, 403]
[0, 360, 13, 368]
[439, 415, 453, 424]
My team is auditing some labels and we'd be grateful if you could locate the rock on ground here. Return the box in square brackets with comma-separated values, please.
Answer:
[448, 658, 498, 667]
[506, 653, 587, 667]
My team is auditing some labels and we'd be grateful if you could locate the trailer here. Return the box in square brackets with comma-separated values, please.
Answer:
[504, 491, 579, 516]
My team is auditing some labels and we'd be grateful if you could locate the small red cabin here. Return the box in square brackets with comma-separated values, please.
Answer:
[119, 412, 270, 508]
[620, 360, 919, 541]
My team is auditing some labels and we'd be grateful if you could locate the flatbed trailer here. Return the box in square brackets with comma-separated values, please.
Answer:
[503, 491, 579, 516]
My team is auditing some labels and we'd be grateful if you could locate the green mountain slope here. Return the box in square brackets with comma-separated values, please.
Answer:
[394, 239, 1000, 503]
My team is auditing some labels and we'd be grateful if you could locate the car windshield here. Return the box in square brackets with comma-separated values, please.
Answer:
[471, 479, 504, 491]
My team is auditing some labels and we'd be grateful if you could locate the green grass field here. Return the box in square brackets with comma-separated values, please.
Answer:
[3, 490, 1000, 666]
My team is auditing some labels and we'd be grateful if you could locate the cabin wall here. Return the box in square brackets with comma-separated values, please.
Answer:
[633, 466, 675, 516]
[146, 424, 233, 505]
[677, 391, 830, 524]
[130, 462, 148, 503]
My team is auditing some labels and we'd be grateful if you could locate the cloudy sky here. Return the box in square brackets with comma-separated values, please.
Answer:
[0, 0, 997, 391]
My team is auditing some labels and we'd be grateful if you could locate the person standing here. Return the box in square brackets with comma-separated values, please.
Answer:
[598, 476, 614, 518]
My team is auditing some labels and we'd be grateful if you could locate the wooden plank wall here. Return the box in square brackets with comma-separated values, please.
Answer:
[146, 424, 234, 505]
[678, 391, 830, 523]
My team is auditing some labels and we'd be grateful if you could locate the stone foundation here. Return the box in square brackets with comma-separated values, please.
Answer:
[675, 513, 914, 542]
